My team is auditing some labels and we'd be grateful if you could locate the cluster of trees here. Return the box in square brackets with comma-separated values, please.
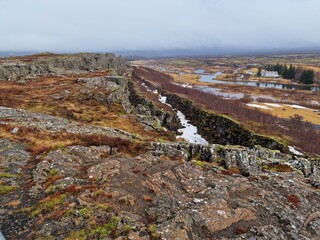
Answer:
[265, 63, 296, 79]
[257, 63, 316, 84]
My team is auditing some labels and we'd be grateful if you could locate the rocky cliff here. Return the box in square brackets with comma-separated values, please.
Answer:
[0, 53, 126, 80]
[165, 92, 286, 151]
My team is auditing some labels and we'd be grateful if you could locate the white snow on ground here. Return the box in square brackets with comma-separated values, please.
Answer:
[264, 103, 282, 107]
[158, 95, 172, 107]
[311, 100, 319, 105]
[287, 104, 309, 110]
[246, 103, 273, 110]
[172, 82, 192, 88]
[288, 146, 303, 156]
[176, 111, 209, 145]
[158, 95, 208, 144]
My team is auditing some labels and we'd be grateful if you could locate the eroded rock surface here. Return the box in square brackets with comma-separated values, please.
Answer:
[0, 53, 126, 80]
[0, 106, 135, 140]
[1, 141, 319, 240]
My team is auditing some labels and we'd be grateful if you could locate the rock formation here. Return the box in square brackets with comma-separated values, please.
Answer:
[0, 53, 319, 240]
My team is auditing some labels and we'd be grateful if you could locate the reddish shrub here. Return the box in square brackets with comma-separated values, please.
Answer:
[286, 194, 301, 207]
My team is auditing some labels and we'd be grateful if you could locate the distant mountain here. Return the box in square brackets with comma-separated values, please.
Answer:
[0, 51, 39, 57]
[115, 47, 320, 58]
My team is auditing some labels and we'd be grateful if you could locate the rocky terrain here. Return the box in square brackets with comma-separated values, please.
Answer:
[0, 53, 319, 240]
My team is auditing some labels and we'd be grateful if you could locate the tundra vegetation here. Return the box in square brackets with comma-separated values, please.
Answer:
[0, 53, 319, 240]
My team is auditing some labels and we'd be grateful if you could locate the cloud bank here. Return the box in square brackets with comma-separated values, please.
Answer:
[1, 0, 320, 53]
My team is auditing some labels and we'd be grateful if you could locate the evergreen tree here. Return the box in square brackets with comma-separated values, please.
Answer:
[282, 65, 288, 78]
[287, 64, 296, 79]
[300, 69, 315, 84]
[257, 68, 262, 77]
[274, 63, 282, 74]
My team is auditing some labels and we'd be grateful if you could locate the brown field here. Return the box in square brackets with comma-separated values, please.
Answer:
[0, 71, 174, 142]
[246, 103, 320, 125]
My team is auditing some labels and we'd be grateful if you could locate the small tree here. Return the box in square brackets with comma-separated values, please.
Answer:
[257, 68, 262, 77]
[300, 69, 315, 84]
[287, 64, 296, 79]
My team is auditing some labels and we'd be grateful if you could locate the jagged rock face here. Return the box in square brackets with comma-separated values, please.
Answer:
[76, 76, 133, 111]
[1, 140, 319, 240]
[149, 142, 320, 185]
[164, 93, 286, 151]
[0, 53, 126, 80]
[128, 80, 182, 132]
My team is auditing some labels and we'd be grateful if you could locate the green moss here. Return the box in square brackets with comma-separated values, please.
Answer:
[120, 225, 134, 235]
[262, 164, 293, 173]
[158, 137, 167, 143]
[192, 160, 207, 169]
[35, 233, 56, 240]
[93, 189, 104, 196]
[96, 203, 111, 210]
[90, 216, 121, 238]
[65, 230, 87, 240]
[31, 194, 67, 217]
[215, 145, 224, 154]
[0, 173, 16, 178]
[48, 169, 59, 176]
[45, 185, 57, 194]
[78, 207, 93, 217]
[0, 184, 16, 194]
[64, 209, 74, 217]
[147, 224, 160, 239]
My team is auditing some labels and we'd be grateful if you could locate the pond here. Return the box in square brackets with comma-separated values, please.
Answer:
[198, 75, 320, 91]
[196, 86, 276, 101]
[198, 72, 223, 82]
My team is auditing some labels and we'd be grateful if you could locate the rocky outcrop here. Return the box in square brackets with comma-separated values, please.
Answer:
[0, 53, 126, 80]
[128, 80, 182, 132]
[0, 106, 136, 140]
[1, 140, 319, 240]
[149, 142, 320, 180]
[76, 76, 132, 111]
[1, 53, 319, 240]
[165, 93, 286, 151]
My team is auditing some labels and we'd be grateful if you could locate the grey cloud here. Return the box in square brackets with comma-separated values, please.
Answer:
[0, 0, 320, 52]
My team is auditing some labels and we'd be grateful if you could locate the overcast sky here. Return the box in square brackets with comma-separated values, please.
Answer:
[1, 0, 320, 53]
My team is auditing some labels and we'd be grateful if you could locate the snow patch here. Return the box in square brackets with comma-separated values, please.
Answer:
[217, 210, 226, 216]
[264, 103, 282, 107]
[287, 104, 309, 110]
[176, 111, 208, 145]
[288, 146, 303, 156]
[193, 198, 204, 203]
[158, 95, 172, 107]
[157, 94, 208, 145]
[246, 103, 273, 110]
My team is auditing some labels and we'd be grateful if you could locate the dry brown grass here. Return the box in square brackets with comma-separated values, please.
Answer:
[247, 103, 320, 125]
[0, 124, 146, 156]
[0, 72, 175, 142]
